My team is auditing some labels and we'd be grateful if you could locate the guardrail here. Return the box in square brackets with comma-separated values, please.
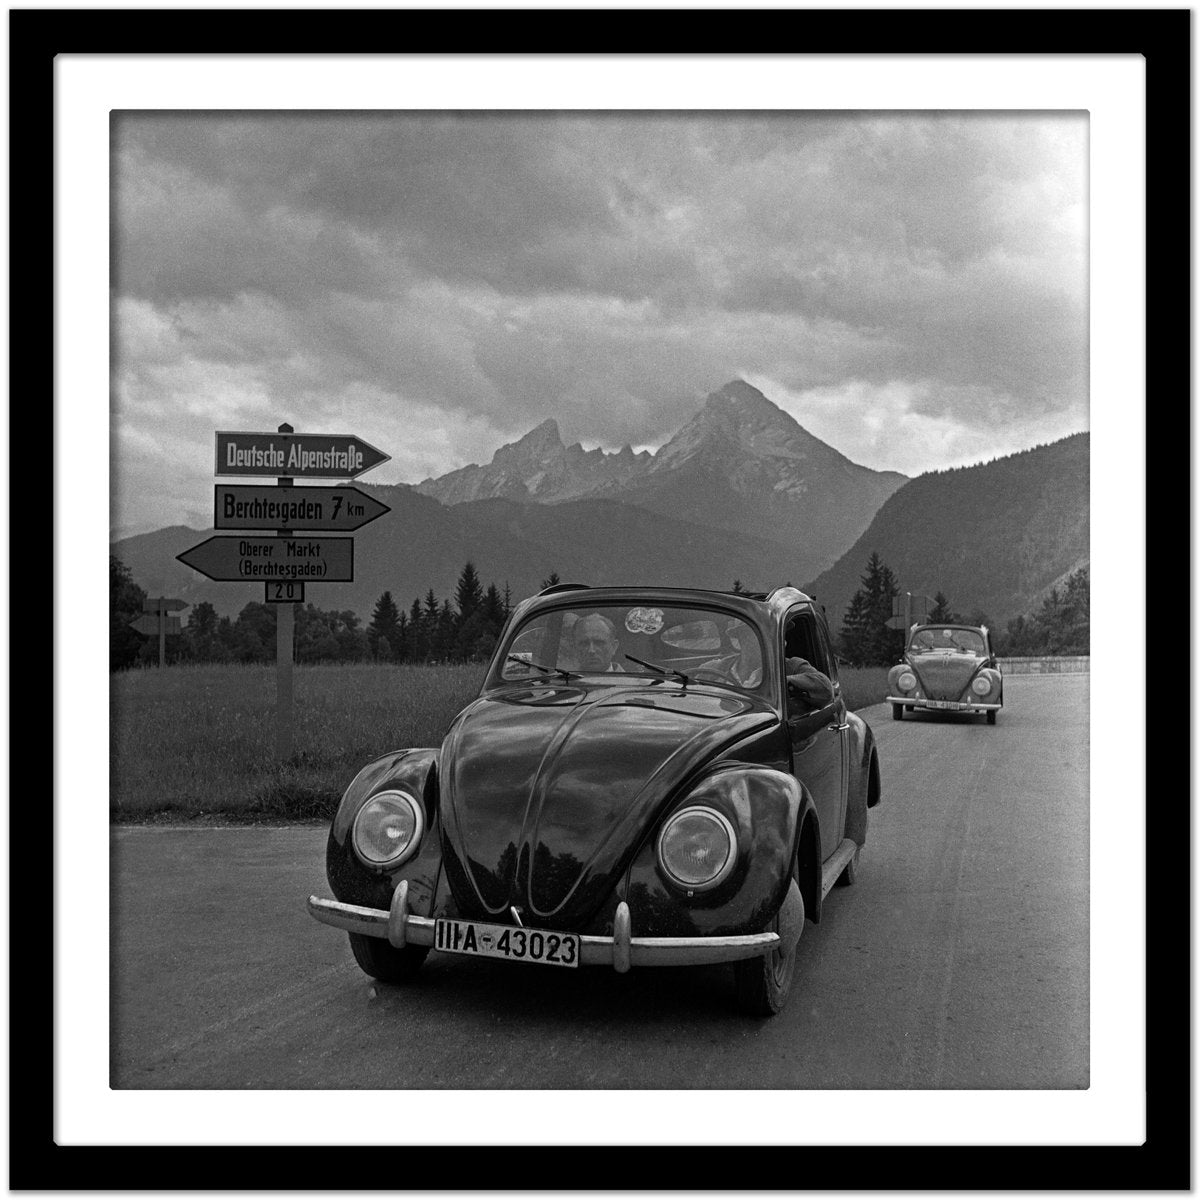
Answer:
[996, 656, 1090, 674]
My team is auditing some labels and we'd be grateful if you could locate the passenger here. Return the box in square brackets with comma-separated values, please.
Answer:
[701, 621, 764, 687]
[784, 655, 835, 710]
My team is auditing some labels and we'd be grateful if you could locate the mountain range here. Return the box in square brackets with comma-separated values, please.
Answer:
[419, 380, 908, 576]
[111, 381, 1088, 629]
[803, 432, 1090, 628]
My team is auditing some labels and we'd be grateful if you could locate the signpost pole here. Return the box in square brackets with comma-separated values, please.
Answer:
[157, 599, 166, 669]
[276, 423, 295, 761]
[904, 591, 912, 634]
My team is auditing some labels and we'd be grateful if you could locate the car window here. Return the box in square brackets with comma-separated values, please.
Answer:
[783, 611, 831, 676]
[909, 628, 986, 655]
[491, 603, 767, 690]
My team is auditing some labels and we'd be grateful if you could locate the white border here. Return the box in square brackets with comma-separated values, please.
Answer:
[60, 53, 1145, 1145]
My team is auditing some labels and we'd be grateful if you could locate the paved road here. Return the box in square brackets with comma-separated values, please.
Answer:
[111, 675, 1088, 1089]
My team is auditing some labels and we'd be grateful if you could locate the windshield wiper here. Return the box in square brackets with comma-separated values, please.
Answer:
[505, 654, 578, 682]
[624, 653, 689, 686]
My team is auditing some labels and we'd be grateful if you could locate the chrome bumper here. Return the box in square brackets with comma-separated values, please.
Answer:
[887, 696, 1000, 712]
[307, 880, 778, 973]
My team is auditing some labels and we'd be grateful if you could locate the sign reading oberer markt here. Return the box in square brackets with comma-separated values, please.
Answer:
[215, 430, 390, 479]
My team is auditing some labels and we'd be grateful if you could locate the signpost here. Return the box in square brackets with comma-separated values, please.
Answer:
[178, 423, 390, 759]
[215, 431, 389, 479]
[175, 536, 354, 582]
[888, 592, 934, 633]
[214, 484, 390, 532]
[131, 597, 188, 667]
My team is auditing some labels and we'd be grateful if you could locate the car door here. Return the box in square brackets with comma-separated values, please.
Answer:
[783, 605, 849, 862]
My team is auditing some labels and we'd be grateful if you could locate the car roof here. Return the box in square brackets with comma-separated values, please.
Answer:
[512, 584, 817, 627]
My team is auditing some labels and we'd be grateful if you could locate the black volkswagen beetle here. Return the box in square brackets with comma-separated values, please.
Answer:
[308, 584, 881, 1015]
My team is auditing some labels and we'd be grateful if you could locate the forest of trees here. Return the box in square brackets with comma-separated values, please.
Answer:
[997, 566, 1090, 656]
[834, 551, 1090, 666]
[111, 552, 1090, 671]
[110, 555, 525, 670]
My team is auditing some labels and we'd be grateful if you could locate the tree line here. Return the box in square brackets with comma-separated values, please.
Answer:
[110, 556, 535, 670]
[831, 552, 1089, 666]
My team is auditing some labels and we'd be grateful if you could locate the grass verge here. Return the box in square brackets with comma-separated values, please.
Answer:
[112, 661, 891, 821]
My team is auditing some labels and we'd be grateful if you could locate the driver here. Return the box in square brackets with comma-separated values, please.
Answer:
[700, 621, 763, 686]
[572, 613, 624, 673]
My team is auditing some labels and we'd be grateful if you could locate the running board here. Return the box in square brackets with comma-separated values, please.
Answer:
[820, 838, 859, 899]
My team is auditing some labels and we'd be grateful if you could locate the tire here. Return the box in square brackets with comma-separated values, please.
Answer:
[835, 845, 860, 887]
[892, 704, 904, 721]
[733, 881, 804, 1016]
[986, 710, 997, 725]
[349, 933, 429, 983]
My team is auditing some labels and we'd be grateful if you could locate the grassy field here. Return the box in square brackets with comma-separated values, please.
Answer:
[111, 662, 890, 819]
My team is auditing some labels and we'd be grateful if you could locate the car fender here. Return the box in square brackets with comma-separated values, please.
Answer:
[326, 748, 443, 915]
[624, 761, 821, 937]
[843, 712, 880, 850]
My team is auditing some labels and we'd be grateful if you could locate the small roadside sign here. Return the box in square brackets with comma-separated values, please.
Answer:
[265, 582, 306, 604]
[214, 484, 390, 532]
[131, 614, 182, 636]
[144, 597, 188, 613]
[884, 615, 910, 631]
[215, 431, 390, 479]
[177, 535, 354, 582]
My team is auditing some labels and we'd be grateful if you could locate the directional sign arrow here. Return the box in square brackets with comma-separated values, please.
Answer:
[884, 615, 911, 630]
[214, 484, 390, 532]
[130, 614, 182, 636]
[177, 536, 354, 583]
[215, 431, 390, 479]
[143, 597, 189, 613]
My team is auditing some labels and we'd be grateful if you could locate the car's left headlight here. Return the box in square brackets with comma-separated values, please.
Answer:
[971, 675, 993, 696]
[897, 671, 917, 692]
[352, 790, 424, 869]
[657, 806, 737, 891]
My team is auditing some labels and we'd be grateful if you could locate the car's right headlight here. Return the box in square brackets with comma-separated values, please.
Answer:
[897, 671, 917, 692]
[352, 790, 424, 869]
[657, 806, 737, 891]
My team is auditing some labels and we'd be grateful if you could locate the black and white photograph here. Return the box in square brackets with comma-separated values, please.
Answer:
[109, 105, 1093, 1092]
[26, 25, 1176, 1177]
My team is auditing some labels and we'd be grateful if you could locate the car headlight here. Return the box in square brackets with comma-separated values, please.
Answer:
[971, 675, 992, 696]
[352, 790, 424, 869]
[897, 671, 917, 692]
[656, 806, 737, 891]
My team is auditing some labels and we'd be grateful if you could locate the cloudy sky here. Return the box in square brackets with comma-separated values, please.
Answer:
[112, 111, 1087, 536]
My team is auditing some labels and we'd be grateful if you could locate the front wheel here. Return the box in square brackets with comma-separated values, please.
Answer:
[986, 710, 997, 725]
[892, 704, 904, 721]
[733, 880, 804, 1016]
[349, 933, 429, 983]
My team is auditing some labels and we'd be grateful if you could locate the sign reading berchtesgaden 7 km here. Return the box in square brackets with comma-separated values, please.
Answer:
[215, 430, 390, 479]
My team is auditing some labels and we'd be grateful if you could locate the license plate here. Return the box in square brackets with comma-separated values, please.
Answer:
[923, 700, 957, 709]
[435, 919, 579, 968]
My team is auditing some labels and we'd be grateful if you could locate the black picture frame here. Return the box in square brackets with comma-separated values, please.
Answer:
[14, 7, 1187, 1191]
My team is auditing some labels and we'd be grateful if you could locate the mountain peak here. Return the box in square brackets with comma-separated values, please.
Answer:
[706, 379, 775, 409]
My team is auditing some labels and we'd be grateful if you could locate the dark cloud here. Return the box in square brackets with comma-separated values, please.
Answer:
[111, 111, 1087, 532]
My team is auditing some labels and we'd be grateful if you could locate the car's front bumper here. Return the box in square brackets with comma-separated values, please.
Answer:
[307, 880, 778, 973]
[887, 695, 1001, 713]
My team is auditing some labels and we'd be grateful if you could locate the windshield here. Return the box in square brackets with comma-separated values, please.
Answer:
[909, 627, 986, 655]
[490, 603, 768, 691]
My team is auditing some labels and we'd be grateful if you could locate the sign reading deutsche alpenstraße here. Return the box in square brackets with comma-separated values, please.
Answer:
[215, 431, 390, 479]
[213, 484, 391, 532]
[176, 536, 354, 582]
